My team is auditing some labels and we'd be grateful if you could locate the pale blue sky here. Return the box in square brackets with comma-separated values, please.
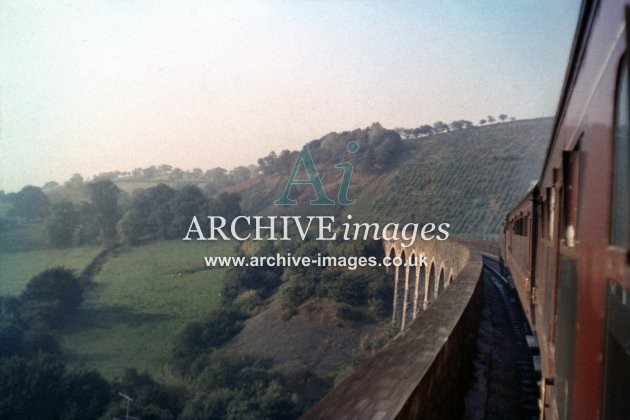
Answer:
[0, 0, 580, 192]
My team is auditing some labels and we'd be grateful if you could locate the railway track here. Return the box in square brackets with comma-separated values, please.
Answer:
[464, 256, 541, 420]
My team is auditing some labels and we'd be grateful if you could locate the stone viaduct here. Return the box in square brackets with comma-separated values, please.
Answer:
[303, 237, 491, 419]
[384, 238, 466, 331]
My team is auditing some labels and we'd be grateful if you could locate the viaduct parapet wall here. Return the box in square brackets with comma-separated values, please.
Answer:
[303, 238, 484, 419]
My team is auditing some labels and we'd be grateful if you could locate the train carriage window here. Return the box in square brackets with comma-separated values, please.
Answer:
[611, 57, 629, 247]
[563, 145, 581, 247]
[548, 187, 556, 241]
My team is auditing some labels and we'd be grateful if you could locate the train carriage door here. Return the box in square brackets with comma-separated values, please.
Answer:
[602, 12, 630, 414]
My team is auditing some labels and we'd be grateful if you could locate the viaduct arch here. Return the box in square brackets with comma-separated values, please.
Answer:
[383, 238, 463, 331]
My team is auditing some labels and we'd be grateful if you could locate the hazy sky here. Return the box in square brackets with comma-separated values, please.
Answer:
[0, 0, 579, 192]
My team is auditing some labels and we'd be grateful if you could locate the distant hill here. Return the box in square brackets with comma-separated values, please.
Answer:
[232, 118, 552, 241]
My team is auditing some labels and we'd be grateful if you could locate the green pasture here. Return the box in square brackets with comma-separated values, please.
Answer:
[0, 246, 103, 295]
[58, 239, 235, 381]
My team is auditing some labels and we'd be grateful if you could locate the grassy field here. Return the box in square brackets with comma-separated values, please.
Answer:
[58, 239, 235, 381]
[0, 245, 103, 295]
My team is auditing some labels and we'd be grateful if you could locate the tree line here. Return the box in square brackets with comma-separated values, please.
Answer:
[394, 114, 515, 140]
[38, 164, 256, 197]
[0, 179, 243, 250]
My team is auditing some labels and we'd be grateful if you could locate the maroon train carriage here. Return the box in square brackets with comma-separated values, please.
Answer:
[500, 0, 630, 419]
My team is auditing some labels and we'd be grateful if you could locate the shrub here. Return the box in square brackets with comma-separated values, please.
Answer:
[329, 272, 369, 306]
[336, 304, 367, 322]
[171, 308, 246, 375]
[234, 290, 262, 313]
[279, 278, 313, 310]
[20, 268, 83, 326]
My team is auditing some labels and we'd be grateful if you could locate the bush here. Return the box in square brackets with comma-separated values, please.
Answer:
[199, 308, 246, 348]
[367, 298, 387, 318]
[60, 370, 111, 420]
[329, 272, 369, 306]
[171, 308, 246, 375]
[20, 268, 83, 327]
[279, 278, 313, 310]
[336, 304, 367, 322]
[0, 356, 111, 420]
[181, 353, 302, 420]
[0, 356, 65, 419]
[105, 368, 185, 420]
[234, 290, 262, 313]
[222, 265, 282, 303]
[181, 388, 236, 420]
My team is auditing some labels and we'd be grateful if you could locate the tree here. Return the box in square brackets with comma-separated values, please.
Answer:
[182, 353, 301, 420]
[257, 380, 298, 419]
[158, 164, 173, 174]
[418, 124, 434, 136]
[230, 166, 252, 184]
[172, 167, 184, 180]
[171, 308, 246, 375]
[117, 208, 144, 245]
[20, 267, 84, 326]
[0, 297, 23, 358]
[105, 368, 184, 420]
[329, 271, 370, 306]
[277, 150, 298, 173]
[432, 121, 450, 134]
[0, 356, 66, 420]
[43, 181, 59, 190]
[450, 120, 464, 131]
[210, 192, 242, 224]
[143, 165, 158, 179]
[487, 115, 495, 124]
[479, 119, 487, 125]
[9, 186, 50, 221]
[257, 152, 278, 175]
[74, 202, 101, 245]
[145, 183, 176, 239]
[88, 180, 120, 245]
[61, 370, 111, 420]
[64, 173, 84, 189]
[498, 114, 508, 122]
[170, 185, 208, 239]
[45, 201, 78, 248]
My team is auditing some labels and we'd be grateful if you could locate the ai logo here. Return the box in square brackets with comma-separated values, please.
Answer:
[274, 141, 359, 205]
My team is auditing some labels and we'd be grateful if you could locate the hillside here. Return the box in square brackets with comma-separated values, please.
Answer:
[231, 118, 552, 240]
[349, 118, 552, 240]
